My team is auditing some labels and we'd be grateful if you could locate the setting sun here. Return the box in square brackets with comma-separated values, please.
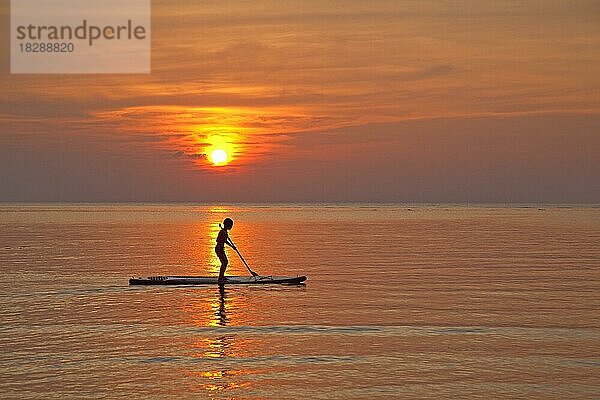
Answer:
[204, 134, 236, 167]
[209, 149, 228, 166]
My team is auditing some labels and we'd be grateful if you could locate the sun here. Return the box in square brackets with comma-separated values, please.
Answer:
[203, 134, 235, 167]
[209, 149, 228, 165]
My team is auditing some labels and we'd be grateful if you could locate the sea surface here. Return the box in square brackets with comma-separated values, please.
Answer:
[0, 204, 599, 399]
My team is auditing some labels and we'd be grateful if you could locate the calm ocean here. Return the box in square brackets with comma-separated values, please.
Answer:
[1, 204, 599, 399]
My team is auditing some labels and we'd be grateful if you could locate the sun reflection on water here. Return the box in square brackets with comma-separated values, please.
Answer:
[208, 207, 229, 213]
[178, 206, 262, 396]
[183, 285, 254, 396]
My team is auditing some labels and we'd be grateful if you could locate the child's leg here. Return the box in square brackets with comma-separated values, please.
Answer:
[218, 253, 228, 281]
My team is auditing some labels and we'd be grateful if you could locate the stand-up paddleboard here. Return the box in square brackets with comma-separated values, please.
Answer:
[129, 275, 307, 285]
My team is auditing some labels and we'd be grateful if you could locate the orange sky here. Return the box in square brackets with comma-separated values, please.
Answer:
[1, 0, 599, 202]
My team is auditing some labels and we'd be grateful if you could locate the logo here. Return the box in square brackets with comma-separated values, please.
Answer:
[11, 0, 151, 74]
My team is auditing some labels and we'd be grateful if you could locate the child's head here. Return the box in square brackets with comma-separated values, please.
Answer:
[223, 218, 234, 230]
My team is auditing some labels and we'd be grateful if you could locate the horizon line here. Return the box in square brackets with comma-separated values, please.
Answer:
[1, 201, 599, 207]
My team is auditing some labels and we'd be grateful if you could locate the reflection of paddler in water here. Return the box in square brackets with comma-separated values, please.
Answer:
[215, 218, 237, 284]
[204, 286, 230, 359]
[200, 286, 232, 384]
[210, 285, 233, 360]
[216, 285, 228, 327]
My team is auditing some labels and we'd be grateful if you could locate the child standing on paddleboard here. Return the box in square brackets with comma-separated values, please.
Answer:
[216, 218, 236, 283]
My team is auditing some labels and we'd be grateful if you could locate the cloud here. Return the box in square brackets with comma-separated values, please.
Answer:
[1, 0, 599, 201]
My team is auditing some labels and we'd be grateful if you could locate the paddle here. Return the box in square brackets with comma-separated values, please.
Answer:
[220, 223, 259, 277]
[231, 242, 260, 278]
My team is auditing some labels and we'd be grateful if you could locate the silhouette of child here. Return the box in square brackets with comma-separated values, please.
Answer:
[215, 218, 236, 283]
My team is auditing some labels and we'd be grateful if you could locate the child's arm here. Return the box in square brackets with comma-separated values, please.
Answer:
[225, 238, 237, 250]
